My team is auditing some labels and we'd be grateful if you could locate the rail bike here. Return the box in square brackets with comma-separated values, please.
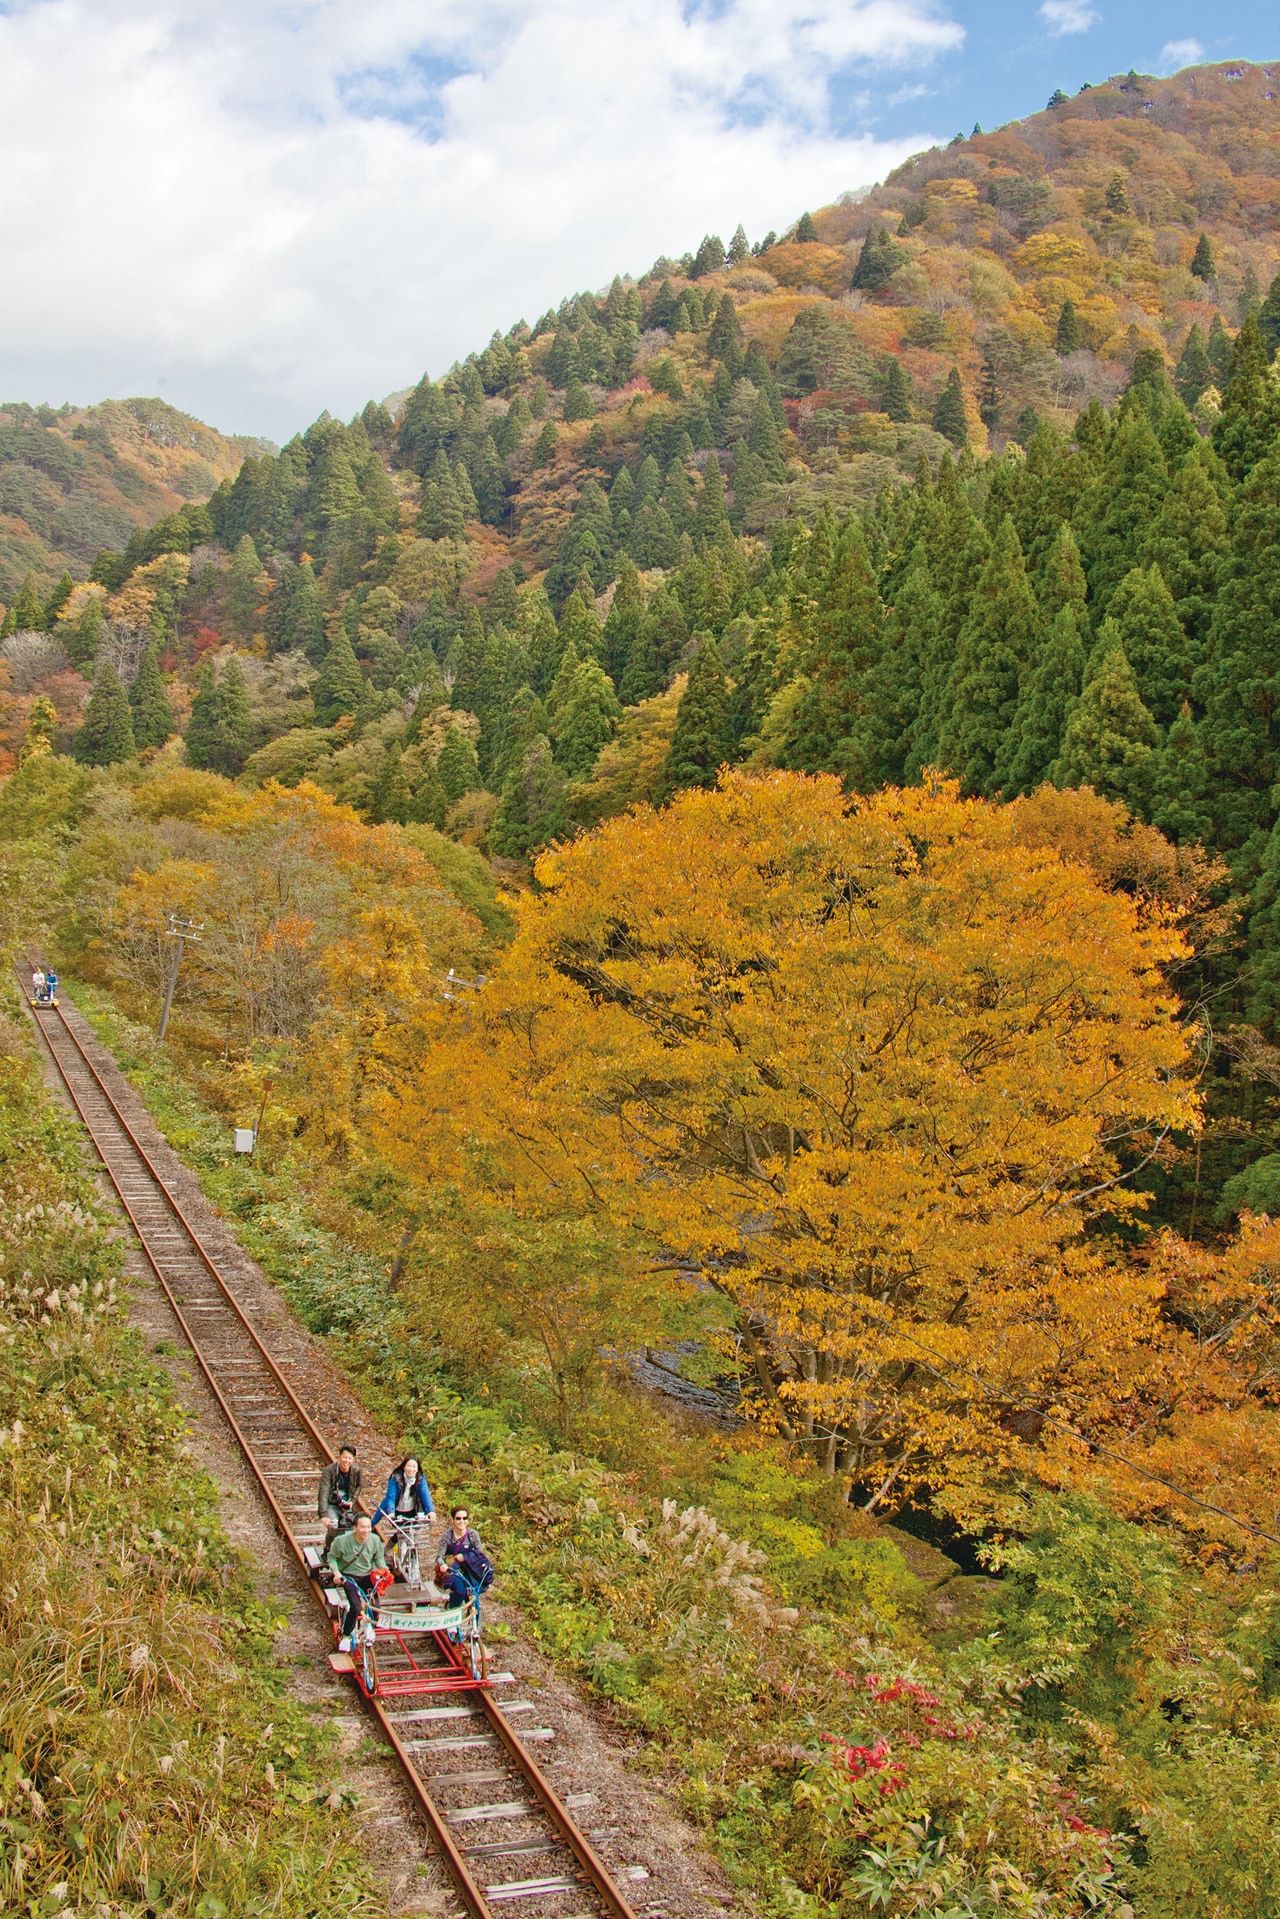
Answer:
[304, 1546, 490, 1700]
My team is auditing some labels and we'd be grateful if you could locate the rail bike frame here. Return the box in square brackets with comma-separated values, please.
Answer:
[309, 1551, 487, 1699]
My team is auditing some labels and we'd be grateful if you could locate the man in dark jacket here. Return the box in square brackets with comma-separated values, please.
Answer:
[318, 1444, 361, 1547]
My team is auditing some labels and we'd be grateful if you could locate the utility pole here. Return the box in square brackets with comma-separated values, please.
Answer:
[441, 966, 486, 1003]
[158, 914, 203, 1040]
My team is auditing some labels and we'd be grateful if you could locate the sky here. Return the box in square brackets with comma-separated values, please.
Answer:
[0, 0, 1274, 442]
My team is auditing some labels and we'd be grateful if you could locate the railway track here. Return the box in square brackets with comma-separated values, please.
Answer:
[23, 985, 643, 1919]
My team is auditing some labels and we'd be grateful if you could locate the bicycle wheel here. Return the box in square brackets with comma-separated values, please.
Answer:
[468, 1628, 489, 1683]
[359, 1624, 378, 1696]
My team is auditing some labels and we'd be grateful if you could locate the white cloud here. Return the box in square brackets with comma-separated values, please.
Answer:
[1039, 0, 1098, 36]
[0, 0, 963, 437]
[1159, 37, 1205, 71]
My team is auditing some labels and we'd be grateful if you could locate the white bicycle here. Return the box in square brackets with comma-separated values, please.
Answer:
[383, 1514, 431, 1588]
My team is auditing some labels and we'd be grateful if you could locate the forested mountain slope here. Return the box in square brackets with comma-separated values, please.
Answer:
[11, 59, 1280, 1224]
[0, 396, 268, 602]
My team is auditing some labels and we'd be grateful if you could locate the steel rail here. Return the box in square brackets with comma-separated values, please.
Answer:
[24, 986, 638, 1919]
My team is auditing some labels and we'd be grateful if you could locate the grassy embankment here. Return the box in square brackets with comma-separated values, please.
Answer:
[0, 995, 384, 1919]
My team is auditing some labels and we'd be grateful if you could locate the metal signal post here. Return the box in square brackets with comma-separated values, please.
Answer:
[158, 914, 204, 1039]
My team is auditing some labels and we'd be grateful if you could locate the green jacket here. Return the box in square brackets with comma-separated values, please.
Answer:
[327, 1529, 387, 1580]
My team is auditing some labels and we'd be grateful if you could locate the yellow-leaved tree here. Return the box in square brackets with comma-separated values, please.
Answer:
[379, 772, 1205, 1514]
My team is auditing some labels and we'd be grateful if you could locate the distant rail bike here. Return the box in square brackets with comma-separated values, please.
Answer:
[22, 977, 642, 1919]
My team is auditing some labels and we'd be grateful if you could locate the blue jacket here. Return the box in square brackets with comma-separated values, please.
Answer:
[374, 1469, 434, 1523]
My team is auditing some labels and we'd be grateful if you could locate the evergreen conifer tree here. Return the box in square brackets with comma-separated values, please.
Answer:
[450, 608, 488, 716]
[747, 391, 786, 479]
[659, 461, 694, 535]
[531, 421, 558, 467]
[1140, 440, 1230, 644]
[881, 358, 913, 422]
[1207, 311, 1233, 385]
[1213, 315, 1280, 482]
[407, 762, 448, 829]
[1151, 702, 1212, 845]
[557, 582, 604, 663]
[225, 535, 264, 641]
[620, 619, 664, 705]
[286, 561, 327, 663]
[602, 560, 645, 689]
[4, 574, 43, 636]
[1258, 274, 1280, 361]
[184, 657, 251, 777]
[371, 744, 413, 824]
[452, 459, 479, 520]
[129, 641, 174, 750]
[1081, 411, 1169, 616]
[563, 380, 594, 422]
[694, 458, 729, 547]
[436, 726, 481, 803]
[1106, 563, 1195, 726]
[726, 224, 750, 263]
[74, 663, 135, 766]
[491, 736, 567, 856]
[794, 212, 819, 243]
[1054, 634, 1160, 813]
[692, 234, 727, 278]
[852, 542, 940, 787]
[851, 228, 905, 293]
[1105, 171, 1130, 215]
[707, 294, 744, 375]
[627, 500, 680, 569]
[932, 369, 968, 447]
[1005, 606, 1088, 794]
[1056, 300, 1082, 355]
[780, 530, 883, 782]
[418, 451, 465, 539]
[1195, 448, 1280, 846]
[485, 564, 523, 633]
[1190, 233, 1216, 281]
[67, 594, 106, 669]
[314, 627, 364, 723]
[937, 517, 1040, 795]
[545, 478, 615, 603]
[728, 442, 768, 530]
[1002, 521, 1089, 793]
[656, 640, 730, 802]
[1175, 323, 1212, 404]
[545, 638, 581, 720]
[44, 572, 73, 629]
[307, 442, 362, 548]
[643, 582, 690, 675]
[608, 465, 636, 530]
[550, 659, 622, 778]
[183, 662, 219, 771]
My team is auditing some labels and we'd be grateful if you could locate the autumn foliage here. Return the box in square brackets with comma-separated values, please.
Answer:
[371, 771, 1280, 1541]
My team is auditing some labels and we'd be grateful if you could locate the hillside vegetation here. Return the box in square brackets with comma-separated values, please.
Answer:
[12, 60, 1280, 1914]
[0, 397, 268, 604]
[0, 1006, 377, 1916]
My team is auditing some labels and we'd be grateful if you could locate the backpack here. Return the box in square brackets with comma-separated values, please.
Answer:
[455, 1543, 495, 1592]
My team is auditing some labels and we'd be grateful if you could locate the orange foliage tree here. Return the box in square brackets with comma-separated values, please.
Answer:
[379, 772, 1208, 1510]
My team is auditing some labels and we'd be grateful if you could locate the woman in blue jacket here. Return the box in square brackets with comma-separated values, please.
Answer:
[374, 1455, 435, 1586]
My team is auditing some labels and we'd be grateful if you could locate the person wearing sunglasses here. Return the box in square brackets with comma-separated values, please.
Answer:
[435, 1505, 494, 1605]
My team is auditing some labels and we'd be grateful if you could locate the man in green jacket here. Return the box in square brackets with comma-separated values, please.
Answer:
[327, 1514, 388, 1649]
